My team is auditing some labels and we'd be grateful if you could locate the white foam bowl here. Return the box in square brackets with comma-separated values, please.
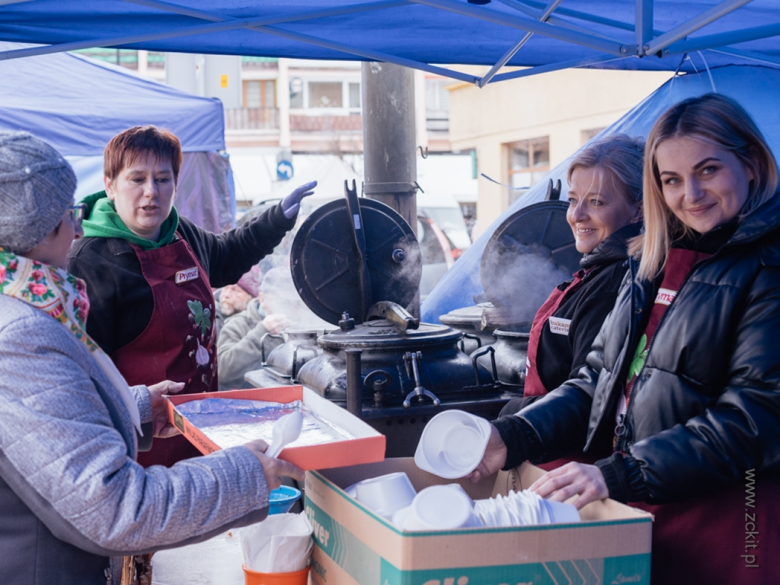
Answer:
[404, 485, 480, 530]
[353, 472, 417, 519]
[414, 410, 491, 479]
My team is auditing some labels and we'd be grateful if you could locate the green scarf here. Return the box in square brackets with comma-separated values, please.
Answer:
[81, 191, 179, 250]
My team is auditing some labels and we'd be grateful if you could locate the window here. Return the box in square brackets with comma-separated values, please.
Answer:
[348, 82, 361, 109]
[309, 82, 343, 108]
[507, 137, 550, 189]
[581, 127, 606, 144]
[289, 80, 361, 110]
[425, 77, 450, 131]
[243, 80, 276, 109]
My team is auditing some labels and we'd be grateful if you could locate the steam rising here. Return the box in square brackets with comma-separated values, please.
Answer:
[483, 248, 573, 324]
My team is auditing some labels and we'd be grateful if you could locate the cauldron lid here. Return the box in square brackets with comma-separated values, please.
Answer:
[439, 304, 490, 328]
[291, 197, 422, 326]
[480, 200, 580, 308]
[318, 319, 461, 350]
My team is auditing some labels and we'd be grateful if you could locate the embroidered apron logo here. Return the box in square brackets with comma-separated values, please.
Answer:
[548, 316, 571, 335]
[175, 266, 199, 284]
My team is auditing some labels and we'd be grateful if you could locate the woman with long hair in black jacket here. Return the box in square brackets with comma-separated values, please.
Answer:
[473, 94, 780, 584]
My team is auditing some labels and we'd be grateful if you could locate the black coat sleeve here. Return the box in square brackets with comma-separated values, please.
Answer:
[178, 203, 296, 288]
[67, 238, 151, 355]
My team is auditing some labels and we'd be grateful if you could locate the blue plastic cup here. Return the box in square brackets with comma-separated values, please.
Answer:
[268, 486, 302, 515]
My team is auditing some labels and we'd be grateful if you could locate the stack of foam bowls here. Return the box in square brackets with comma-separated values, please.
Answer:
[347, 472, 417, 519]
[414, 410, 491, 479]
[474, 490, 580, 527]
[392, 484, 483, 531]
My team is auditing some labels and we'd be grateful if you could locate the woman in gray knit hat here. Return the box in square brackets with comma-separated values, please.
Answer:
[0, 131, 304, 585]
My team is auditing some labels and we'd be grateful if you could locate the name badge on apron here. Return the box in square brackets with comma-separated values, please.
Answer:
[548, 316, 571, 336]
[175, 266, 199, 284]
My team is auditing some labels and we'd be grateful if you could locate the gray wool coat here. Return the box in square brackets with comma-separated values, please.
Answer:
[218, 298, 271, 391]
[0, 295, 272, 585]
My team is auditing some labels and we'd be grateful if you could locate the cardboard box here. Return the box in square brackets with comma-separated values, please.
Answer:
[166, 385, 385, 471]
[305, 458, 652, 585]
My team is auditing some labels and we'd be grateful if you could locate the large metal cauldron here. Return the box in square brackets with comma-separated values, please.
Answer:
[244, 329, 326, 388]
[479, 328, 530, 389]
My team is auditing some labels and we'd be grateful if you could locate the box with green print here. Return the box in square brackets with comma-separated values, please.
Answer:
[305, 458, 652, 585]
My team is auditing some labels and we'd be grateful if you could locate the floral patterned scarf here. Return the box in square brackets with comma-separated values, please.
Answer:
[0, 248, 141, 433]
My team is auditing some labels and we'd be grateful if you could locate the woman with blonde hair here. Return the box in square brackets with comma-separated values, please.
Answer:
[473, 94, 780, 584]
[500, 135, 644, 431]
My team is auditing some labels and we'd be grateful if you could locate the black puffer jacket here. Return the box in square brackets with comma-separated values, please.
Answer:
[496, 194, 780, 505]
[500, 223, 641, 416]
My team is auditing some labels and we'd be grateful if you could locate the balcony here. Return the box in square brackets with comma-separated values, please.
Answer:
[290, 113, 363, 132]
[224, 107, 280, 131]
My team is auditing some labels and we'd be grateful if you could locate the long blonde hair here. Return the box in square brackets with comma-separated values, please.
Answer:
[632, 93, 778, 281]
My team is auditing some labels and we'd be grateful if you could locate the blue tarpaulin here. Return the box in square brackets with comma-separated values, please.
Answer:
[0, 42, 235, 232]
[0, 1, 779, 86]
[0, 42, 224, 155]
[421, 64, 780, 322]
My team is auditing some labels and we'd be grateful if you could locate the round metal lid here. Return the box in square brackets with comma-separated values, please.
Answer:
[480, 200, 580, 309]
[493, 327, 531, 339]
[317, 319, 461, 350]
[291, 198, 422, 325]
[438, 304, 489, 328]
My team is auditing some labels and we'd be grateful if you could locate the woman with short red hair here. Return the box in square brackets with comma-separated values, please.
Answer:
[68, 125, 315, 467]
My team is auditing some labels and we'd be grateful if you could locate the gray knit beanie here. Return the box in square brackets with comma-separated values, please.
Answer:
[0, 131, 77, 254]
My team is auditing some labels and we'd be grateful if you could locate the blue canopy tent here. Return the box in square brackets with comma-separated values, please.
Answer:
[0, 42, 235, 232]
[0, 1, 779, 83]
[422, 64, 780, 321]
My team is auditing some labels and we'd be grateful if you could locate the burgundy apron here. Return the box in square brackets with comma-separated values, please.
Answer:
[112, 234, 218, 467]
[631, 476, 780, 585]
[524, 270, 589, 397]
[522, 270, 596, 471]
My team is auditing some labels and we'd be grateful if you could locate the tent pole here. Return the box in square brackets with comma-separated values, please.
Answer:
[476, 0, 562, 88]
[664, 22, 780, 56]
[643, 0, 753, 56]
[490, 54, 623, 83]
[411, 0, 626, 56]
[709, 47, 780, 67]
[254, 26, 478, 84]
[635, 0, 654, 50]
[497, 0, 619, 43]
[361, 62, 420, 316]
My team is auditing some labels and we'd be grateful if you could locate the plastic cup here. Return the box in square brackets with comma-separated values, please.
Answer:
[243, 565, 309, 585]
[414, 410, 491, 479]
[354, 472, 417, 519]
[403, 485, 481, 530]
[268, 486, 302, 515]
